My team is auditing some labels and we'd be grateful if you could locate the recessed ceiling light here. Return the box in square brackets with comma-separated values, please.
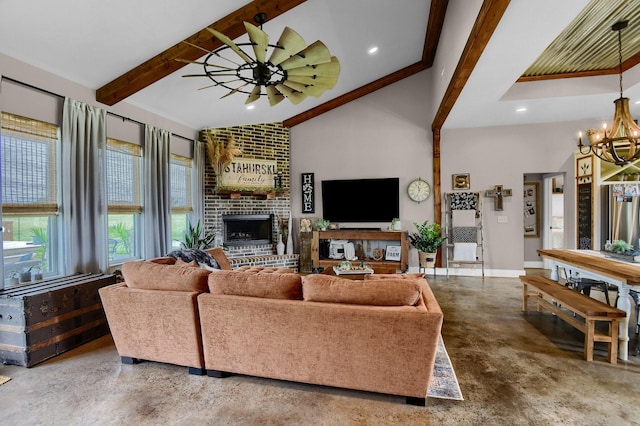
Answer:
[246, 105, 255, 110]
[635, 100, 640, 104]
[368, 46, 379, 55]
[516, 107, 527, 112]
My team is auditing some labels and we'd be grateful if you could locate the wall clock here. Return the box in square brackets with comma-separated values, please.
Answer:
[407, 178, 431, 203]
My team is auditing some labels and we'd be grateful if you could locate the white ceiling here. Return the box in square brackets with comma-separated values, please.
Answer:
[0, 0, 428, 129]
[1, 0, 636, 131]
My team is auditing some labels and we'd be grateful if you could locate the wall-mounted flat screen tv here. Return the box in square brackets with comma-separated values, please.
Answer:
[321, 177, 400, 222]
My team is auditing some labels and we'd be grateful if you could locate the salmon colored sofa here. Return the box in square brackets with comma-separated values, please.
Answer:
[98, 248, 233, 374]
[99, 250, 444, 405]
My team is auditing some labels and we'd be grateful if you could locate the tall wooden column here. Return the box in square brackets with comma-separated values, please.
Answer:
[433, 127, 442, 267]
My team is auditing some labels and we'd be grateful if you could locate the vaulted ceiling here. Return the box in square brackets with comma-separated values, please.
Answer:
[2, 0, 640, 132]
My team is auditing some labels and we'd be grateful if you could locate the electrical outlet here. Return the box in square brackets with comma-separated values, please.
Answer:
[497, 216, 508, 223]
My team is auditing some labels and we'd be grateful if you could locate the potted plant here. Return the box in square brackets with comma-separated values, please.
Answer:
[314, 218, 330, 231]
[180, 220, 216, 250]
[408, 220, 447, 268]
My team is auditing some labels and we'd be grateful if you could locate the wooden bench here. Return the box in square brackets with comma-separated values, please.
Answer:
[520, 275, 626, 364]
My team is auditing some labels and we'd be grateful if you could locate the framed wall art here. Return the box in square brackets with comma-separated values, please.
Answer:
[385, 245, 401, 261]
[452, 173, 470, 190]
[523, 182, 539, 237]
[301, 172, 315, 213]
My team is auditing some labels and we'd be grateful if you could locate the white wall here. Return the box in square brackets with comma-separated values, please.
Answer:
[440, 123, 580, 272]
[290, 71, 435, 268]
[0, 53, 197, 156]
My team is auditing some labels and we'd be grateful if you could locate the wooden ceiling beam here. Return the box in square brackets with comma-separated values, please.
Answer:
[284, 0, 449, 128]
[283, 62, 428, 128]
[432, 0, 511, 130]
[96, 0, 306, 106]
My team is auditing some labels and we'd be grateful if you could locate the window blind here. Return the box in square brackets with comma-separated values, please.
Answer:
[106, 137, 142, 213]
[1, 111, 59, 215]
[170, 154, 192, 214]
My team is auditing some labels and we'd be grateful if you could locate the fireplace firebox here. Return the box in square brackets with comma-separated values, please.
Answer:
[222, 214, 273, 247]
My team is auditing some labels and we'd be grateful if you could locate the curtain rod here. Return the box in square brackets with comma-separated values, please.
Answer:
[2, 76, 196, 142]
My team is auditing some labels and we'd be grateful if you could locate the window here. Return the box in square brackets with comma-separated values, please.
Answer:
[1, 112, 60, 285]
[106, 138, 142, 264]
[170, 154, 193, 249]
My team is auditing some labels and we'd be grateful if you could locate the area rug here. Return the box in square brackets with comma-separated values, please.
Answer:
[427, 337, 464, 400]
[0, 375, 11, 386]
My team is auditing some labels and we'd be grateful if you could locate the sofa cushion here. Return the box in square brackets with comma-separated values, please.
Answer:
[208, 270, 302, 300]
[235, 266, 294, 274]
[302, 274, 421, 306]
[122, 261, 210, 293]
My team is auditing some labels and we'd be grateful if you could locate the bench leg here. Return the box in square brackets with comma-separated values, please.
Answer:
[608, 319, 619, 364]
[522, 283, 528, 311]
[585, 320, 595, 362]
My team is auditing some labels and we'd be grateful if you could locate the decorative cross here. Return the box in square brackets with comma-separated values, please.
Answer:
[484, 184, 513, 211]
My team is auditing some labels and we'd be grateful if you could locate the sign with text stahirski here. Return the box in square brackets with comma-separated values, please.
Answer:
[220, 158, 278, 188]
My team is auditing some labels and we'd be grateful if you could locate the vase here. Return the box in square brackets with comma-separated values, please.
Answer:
[418, 251, 437, 268]
[286, 213, 294, 254]
[277, 234, 285, 255]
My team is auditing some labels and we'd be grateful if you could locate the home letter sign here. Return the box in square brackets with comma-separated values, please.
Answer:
[302, 173, 315, 213]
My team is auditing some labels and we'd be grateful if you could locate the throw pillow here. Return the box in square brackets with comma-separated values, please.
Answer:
[166, 248, 220, 269]
[302, 274, 421, 306]
[175, 258, 198, 267]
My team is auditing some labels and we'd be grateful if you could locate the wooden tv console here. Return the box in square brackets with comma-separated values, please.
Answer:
[311, 230, 408, 274]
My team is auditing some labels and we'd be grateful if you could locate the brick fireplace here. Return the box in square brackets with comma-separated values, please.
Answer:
[201, 123, 298, 271]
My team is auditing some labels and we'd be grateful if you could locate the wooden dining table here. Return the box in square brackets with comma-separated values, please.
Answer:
[538, 248, 640, 361]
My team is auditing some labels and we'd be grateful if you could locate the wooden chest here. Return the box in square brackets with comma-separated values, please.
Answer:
[0, 273, 116, 367]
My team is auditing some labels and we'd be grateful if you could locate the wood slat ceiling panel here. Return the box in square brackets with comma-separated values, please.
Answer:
[522, 0, 640, 78]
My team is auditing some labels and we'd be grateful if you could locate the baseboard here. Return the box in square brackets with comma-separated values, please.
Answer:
[406, 266, 524, 278]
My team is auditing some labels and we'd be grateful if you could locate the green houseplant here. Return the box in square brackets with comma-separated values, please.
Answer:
[408, 220, 447, 268]
[180, 220, 216, 250]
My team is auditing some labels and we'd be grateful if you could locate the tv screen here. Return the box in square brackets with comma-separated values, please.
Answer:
[321, 178, 400, 223]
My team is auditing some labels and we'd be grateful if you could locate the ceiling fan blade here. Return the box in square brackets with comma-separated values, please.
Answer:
[175, 58, 236, 71]
[269, 27, 307, 66]
[286, 74, 338, 89]
[266, 85, 285, 106]
[244, 22, 269, 63]
[182, 73, 238, 78]
[220, 82, 251, 99]
[281, 80, 325, 97]
[206, 27, 253, 63]
[286, 57, 341, 78]
[275, 84, 307, 105]
[279, 41, 332, 70]
[182, 40, 216, 55]
[245, 85, 261, 104]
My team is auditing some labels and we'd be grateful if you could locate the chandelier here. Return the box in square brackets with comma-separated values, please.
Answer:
[578, 20, 640, 166]
[179, 13, 340, 106]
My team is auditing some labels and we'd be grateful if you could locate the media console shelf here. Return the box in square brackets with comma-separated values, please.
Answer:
[311, 230, 408, 274]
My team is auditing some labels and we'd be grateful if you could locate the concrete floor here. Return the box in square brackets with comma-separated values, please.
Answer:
[1, 273, 639, 426]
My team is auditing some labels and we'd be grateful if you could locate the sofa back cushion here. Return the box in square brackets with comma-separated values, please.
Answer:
[302, 274, 421, 306]
[122, 261, 210, 293]
[208, 270, 303, 300]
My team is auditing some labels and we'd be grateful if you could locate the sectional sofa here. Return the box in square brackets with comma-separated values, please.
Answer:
[98, 251, 444, 405]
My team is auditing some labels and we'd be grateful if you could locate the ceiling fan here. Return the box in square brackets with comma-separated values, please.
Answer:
[179, 13, 340, 106]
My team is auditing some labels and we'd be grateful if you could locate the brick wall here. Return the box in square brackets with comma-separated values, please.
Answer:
[201, 123, 294, 266]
